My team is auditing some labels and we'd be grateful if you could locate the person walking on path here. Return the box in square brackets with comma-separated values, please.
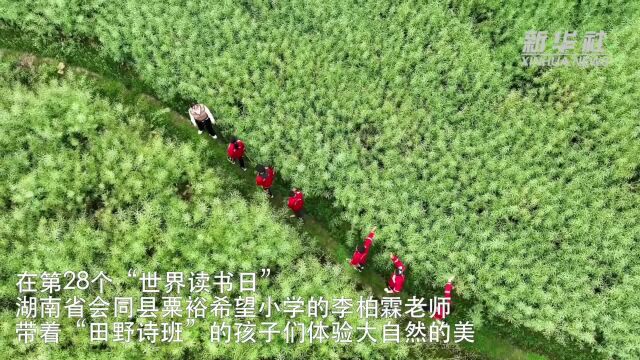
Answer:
[287, 187, 305, 220]
[432, 276, 455, 323]
[349, 226, 377, 272]
[256, 164, 275, 198]
[227, 136, 247, 171]
[188, 102, 218, 139]
[384, 253, 406, 294]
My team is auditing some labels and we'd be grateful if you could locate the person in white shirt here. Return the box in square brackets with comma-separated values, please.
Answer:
[188, 103, 218, 139]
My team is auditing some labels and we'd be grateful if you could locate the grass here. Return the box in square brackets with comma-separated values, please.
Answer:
[0, 25, 604, 360]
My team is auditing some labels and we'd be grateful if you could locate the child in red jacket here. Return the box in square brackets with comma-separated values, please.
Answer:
[432, 276, 455, 323]
[384, 254, 406, 294]
[227, 136, 247, 171]
[256, 164, 275, 198]
[349, 226, 376, 272]
[287, 187, 305, 220]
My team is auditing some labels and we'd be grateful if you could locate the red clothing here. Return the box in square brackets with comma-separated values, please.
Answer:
[227, 140, 245, 160]
[350, 232, 375, 266]
[387, 255, 406, 293]
[391, 255, 405, 271]
[432, 282, 454, 321]
[287, 191, 304, 211]
[388, 273, 405, 293]
[256, 167, 275, 188]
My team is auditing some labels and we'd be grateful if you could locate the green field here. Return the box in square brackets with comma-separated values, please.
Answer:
[0, 0, 638, 359]
[0, 55, 433, 359]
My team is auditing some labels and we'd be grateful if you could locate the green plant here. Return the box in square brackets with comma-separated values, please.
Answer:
[0, 1, 638, 357]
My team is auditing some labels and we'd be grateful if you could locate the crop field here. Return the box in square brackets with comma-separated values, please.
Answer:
[0, 56, 431, 359]
[0, 0, 638, 359]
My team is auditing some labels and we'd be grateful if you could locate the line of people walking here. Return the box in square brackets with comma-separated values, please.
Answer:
[348, 227, 457, 321]
[189, 102, 303, 221]
[189, 102, 455, 322]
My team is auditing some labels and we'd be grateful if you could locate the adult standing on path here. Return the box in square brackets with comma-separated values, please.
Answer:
[188, 102, 218, 139]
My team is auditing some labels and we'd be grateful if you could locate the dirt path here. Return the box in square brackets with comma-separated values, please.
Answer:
[2, 45, 580, 360]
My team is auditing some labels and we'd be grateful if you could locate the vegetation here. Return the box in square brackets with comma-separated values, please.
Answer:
[0, 0, 638, 358]
[446, 0, 640, 84]
[0, 57, 431, 359]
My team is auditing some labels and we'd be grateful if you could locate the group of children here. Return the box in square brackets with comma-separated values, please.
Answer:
[189, 103, 305, 221]
[348, 224, 456, 322]
[189, 102, 454, 322]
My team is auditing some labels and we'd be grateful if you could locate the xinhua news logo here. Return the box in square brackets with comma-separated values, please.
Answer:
[522, 31, 610, 68]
